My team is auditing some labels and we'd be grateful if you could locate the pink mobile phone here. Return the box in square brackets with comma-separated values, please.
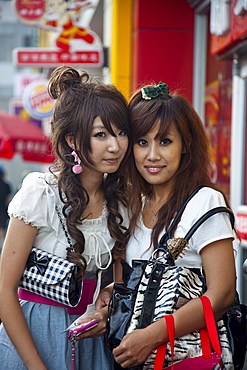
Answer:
[67, 319, 99, 341]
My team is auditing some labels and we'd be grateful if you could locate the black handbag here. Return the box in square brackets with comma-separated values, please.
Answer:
[222, 295, 247, 370]
[108, 189, 247, 369]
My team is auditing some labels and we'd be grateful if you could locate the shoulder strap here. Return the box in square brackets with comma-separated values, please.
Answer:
[184, 206, 234, 241]
[47, 180, 74, 251]
[158, 188, 234, 253]
[159, 186, 204, 246]
[55, 205, 74, 250]
[158, 206, 234, 256]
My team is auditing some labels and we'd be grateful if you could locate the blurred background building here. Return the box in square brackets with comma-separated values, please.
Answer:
[1, 0, 247, 303]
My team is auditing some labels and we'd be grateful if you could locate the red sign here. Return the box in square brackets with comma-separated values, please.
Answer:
[211, 0, 247, 55]
[14, 0, 45, 23]
[232, 7, 247, 40]
[13, 48, 103, 67]
[236, 213, 247, 241]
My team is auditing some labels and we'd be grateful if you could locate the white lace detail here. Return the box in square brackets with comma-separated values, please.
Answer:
[9, 214, 40, 229]
[81, 202, 108, 227]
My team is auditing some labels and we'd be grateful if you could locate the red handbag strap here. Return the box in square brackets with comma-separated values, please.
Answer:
[200, 328, 212, 359]
[154, 296, 221, 370]
[199, 296, 221, 357]
[154, 315, 174, 370]
[154, 342, 167, 370]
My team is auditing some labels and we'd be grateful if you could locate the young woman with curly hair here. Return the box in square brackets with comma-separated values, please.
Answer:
[0, 65, 131, 370]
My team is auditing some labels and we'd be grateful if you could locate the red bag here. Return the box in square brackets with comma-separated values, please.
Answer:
[154, 296, 224, 370]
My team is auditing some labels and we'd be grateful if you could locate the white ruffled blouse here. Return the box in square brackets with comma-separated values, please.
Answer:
[8, 172, 115, 272]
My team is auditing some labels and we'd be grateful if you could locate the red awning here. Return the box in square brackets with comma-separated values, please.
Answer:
[0, 110, 54, 163]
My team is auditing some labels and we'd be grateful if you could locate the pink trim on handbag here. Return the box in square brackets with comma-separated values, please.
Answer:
[18, 278, 96, 315]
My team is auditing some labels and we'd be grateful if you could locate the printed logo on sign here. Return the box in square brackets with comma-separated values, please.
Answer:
[14, 0, 46, 23]
[23, 80, 54, 120]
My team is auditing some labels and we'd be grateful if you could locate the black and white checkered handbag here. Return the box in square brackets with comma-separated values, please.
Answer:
[19, 205, 82, 307]
[20, 247, 82, 307]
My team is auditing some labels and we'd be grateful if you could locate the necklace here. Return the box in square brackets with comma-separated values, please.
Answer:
[150, 208, 158, 222]
[147, 195, 168, 222]
[147, 198, 159, 222]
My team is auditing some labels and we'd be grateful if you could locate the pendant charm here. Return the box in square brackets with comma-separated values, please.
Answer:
[145, 196, 160, 222]
[152, 213, 157, 222]
[166, 238, 189, 260]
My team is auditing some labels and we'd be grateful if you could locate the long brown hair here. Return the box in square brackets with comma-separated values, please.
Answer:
[47, 66, 131, 277]
[128, 85, 230, 248]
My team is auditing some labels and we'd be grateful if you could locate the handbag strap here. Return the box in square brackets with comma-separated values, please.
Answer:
[159, 186, 204, 247]
[55, 205, 74, 250]
[154, 315, 174, 370]
[47, 179, 74, 251]
[200, 296, 221, 357]
[158, 204, 234, 257]
[184, 206, 234, 241]
[154, 296, 222, 370]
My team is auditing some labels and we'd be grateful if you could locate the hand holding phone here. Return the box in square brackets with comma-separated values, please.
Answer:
[67, 319, 99, 341]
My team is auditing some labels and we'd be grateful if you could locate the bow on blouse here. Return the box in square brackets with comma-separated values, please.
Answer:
[141, 81, 170, 100]
[26, 251, 50, 276]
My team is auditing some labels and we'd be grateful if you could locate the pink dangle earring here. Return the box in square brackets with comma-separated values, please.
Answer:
[71, 151, 83, 174]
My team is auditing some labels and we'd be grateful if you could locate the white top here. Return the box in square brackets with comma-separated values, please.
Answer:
[126, 187, 235, 268]
[8, 172, 117, 272]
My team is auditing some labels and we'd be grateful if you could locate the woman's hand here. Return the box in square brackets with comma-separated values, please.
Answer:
[95, 283, 114, 310]
[74, 283, 114, 340]
[113, 328, 157, 368]
[74, 306, 109, 339]
[95, 288, 112, 310]
[113, 318, 167, 368]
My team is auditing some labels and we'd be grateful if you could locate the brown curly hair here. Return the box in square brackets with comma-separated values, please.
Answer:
[47, 66, 131, 277]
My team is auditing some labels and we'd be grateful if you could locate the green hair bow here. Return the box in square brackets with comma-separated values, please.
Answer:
[141, 82, 169, 100]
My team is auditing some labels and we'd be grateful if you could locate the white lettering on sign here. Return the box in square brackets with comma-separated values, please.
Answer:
[15, 140, 48, 154]
[30, 91, 51, 110]
[210, 0, 231, 37]
[234, 0, 247, 17]
[13, 49, 102, 67]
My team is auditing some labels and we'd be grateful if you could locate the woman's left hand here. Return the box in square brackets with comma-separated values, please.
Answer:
[74, 306, 109, 339]
[95, 288, 112, 310]
[113, 328, 156, 368]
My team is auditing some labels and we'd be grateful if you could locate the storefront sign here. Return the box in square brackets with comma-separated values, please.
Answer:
[13, 48, 103, 67]
[234, 0, 247, 17]
[14, 0, 45, 23]
[10, 98, 42, 130]
[236, 212, 247, 242]
[13, 73, 45, 97]
[12, 0, 103, 67]
[211, 0, 247, 55]
[23, 80, 53, 120]
[205, 80, 231, 199]
[210, 0, 231, 37]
